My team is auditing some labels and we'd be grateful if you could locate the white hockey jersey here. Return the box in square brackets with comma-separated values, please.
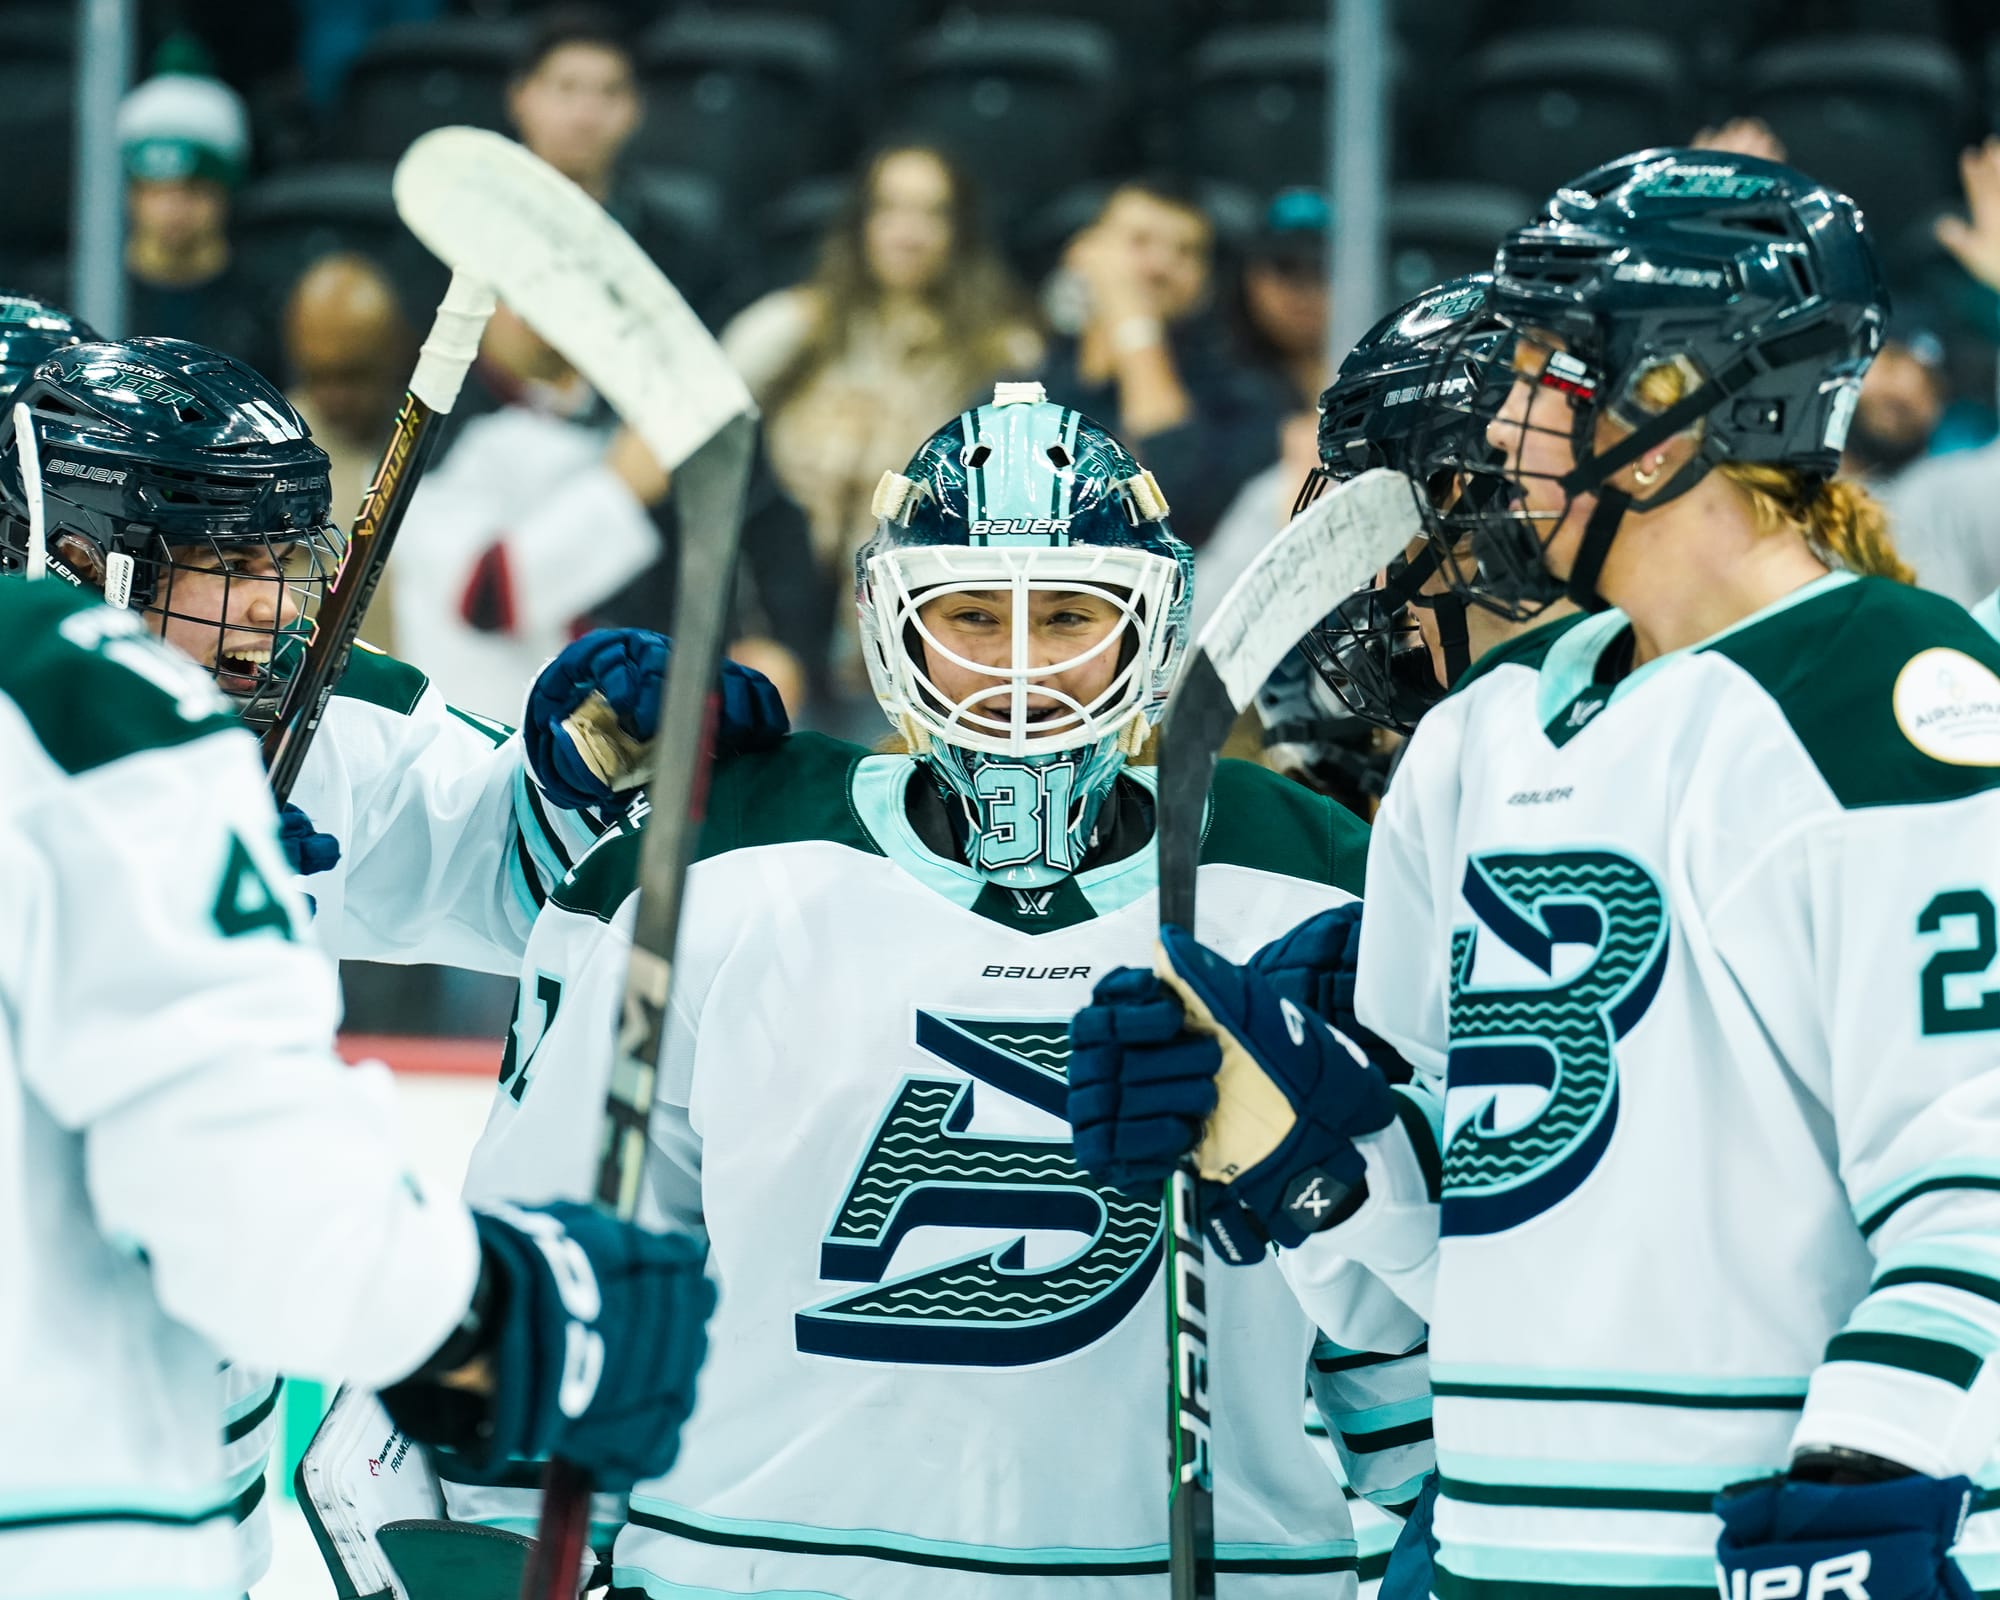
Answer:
[223, 640, 599, 1588]
[0, 580, 480, 1600]
[449, 733, 1434, 1598]
[1300, 571, 2000, 1598]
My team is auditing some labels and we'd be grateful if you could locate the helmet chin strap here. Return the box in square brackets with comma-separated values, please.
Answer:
[1552, 320, 1855, 609]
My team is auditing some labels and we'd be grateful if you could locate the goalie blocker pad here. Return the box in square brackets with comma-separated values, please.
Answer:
[297, 1385, 563, 1600]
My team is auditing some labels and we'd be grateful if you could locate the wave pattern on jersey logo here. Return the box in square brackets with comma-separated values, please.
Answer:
[1441, 849, 1669, 1236]
[796, 1013, 1162, 1366]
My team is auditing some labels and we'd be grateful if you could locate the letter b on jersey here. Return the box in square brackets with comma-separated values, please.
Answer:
[795, 1012, 1161, 1366]
[1442, 848, 1669, 1236]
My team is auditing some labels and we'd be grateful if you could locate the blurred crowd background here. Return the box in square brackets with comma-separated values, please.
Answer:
[19, 0, 2000, 1027]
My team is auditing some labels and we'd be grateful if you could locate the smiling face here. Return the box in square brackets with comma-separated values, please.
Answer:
[149, 542, 308, 696]
[915, 585, 1126, 734]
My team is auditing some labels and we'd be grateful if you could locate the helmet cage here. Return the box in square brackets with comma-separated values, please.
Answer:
[859, 542, 1184, 760]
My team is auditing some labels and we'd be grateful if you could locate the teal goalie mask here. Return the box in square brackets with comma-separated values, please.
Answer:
[857, 384, 1194, 887]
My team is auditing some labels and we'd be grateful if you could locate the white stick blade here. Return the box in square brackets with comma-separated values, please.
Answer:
[1193, 468, 1424, 711]
[392, 127, 755, 471]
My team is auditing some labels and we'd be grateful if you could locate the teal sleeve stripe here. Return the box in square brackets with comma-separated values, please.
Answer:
[1856, 1162, 2000, 1238]
[1431, 1377, 1805, 1410]
[1359, 1470, 1434, 1510]
[445, 702, 513, 745]
[1875, 1264, 2000, 1307]
[222, 1376, 283, 1442]
[1334, 1394, 1436, 1433]
[1824, 1329, 1985, 1389]
[1438, 1451, 1761, 1494]
[1846, 1293, 2000, 1356]
[1437, 1541, 1717, 1589]
[1391, 1087, 1443, 1201]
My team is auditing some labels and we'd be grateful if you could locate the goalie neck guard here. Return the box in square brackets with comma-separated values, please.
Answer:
[857, 383, 1192, 889]
[1296, 274, 1515, 734]
[0, 336, 342, 725]
[1420, 147, 1886, 616]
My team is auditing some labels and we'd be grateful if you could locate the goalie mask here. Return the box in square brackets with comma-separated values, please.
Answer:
[857, 383, 1192, 888]
[1415, 147, 1886, 617]
[0, 336, 344, 724]
[1294, 275, 1517, 733]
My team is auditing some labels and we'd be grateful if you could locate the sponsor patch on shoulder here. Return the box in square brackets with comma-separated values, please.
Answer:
[1894, 648, 2000, 765]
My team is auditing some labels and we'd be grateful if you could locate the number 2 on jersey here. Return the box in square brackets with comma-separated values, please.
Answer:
[1917, 889, 2000, 1035]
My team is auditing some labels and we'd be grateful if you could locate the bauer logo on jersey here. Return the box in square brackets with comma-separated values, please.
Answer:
[1894, 648, 2000, 766]
[1441, 848, 1670, 1237]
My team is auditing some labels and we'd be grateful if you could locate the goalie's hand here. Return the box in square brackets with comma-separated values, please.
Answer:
[380, 1201, 715, 1493]
[523, 628, 790, 814]
[1068, 926, 1397, 1250]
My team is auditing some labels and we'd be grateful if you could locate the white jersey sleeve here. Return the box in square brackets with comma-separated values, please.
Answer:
[290, 641, 600, 972]
[0, 586, 480, 1597]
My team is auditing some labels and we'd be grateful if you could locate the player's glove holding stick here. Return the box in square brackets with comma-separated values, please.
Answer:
[523, 627, 790, 816]
[378, 1199, 715, 1492]
[1714, 1469, 1975, 1600]
[1068, 922, 1398, 1257]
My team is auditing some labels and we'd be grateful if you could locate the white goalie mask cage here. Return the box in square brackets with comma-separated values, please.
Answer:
[858, 541, 1188, 761]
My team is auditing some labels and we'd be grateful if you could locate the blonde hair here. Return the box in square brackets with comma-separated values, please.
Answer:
[1630, 361, 1913, 583]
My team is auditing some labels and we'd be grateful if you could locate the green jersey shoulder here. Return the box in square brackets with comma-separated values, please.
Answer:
[1200, 756, 1369, 896]
[0, 577, 238, 775]
[1705, 575, 2000, 809]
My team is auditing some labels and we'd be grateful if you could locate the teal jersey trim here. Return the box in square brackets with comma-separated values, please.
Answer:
[1535, 572, 1856, 745]
[1430, 1363, 1809, 1409]
[1974, 588, 2000, 643]
[0, 1465, 254, 1531]
[613, 1574, 850, 1600]
[1856, 1158, 2000, 1238]
[221, 1375, 283, 1443]
[1438, 1541, 1720, 1587]
[626, 1496, 1357, 1577]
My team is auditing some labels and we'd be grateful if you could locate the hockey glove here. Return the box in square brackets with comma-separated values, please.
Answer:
[523, 628, 790, 814]
[1715, 1472, 1975, 1600]
[277, 802, 340, 876]
[1249, 903, 1411, 1082]
[1069, 928, 1398, 1250]
[381, 1201, 715, 1493]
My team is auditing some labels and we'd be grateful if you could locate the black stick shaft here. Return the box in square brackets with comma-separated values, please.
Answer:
[522, 413, 757, 1600]
[263, 274, 493, 803]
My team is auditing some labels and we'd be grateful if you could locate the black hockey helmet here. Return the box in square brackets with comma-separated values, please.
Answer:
[0, 292, 98, 396]
[0, 336, 343, 722]
[1256, 648, 1391, 816]
[1421, 147, 1887, 615]
[1293, 275, 1515, 733]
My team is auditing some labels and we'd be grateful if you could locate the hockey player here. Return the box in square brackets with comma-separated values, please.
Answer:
[0, 333, 785, 1588]
[0, 575, 715, 1600]
[0, 290, 95, 396]
[422, 383, 1433, 1597]
[1067, 149, 2000, 1599]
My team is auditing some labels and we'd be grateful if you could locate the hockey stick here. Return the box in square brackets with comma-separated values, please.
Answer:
[261, 268, 493, 803]
[1152, 466, 1422, 1599]
[386, 125, 758, 1599]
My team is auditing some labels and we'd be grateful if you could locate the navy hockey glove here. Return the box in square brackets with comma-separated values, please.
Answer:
[1069, 928, 1398, 1250]
[523, 628, 789, 813]
[1715, 1472, 1975, 1600]
[382, 1201, 715, 1493]
[276, 801, 340, 877]
[1249, 903, 1410, 1082]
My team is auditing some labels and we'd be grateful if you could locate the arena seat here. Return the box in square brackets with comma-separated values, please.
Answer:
[333, 18, 529, 163]
[1385, 183, 1535, 302]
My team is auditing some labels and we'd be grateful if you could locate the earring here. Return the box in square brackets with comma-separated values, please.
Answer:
[1632, 456, 1664, 487]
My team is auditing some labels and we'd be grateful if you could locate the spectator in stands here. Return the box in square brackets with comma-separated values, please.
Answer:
[283, 253, 416, 652]
[117, 69, 277, 375]
[1231, 188, 1334, 411]
[1852, 134, 2000, 609]
[723, 143, 1041, 690]
[394, 302, 824, 722]
[1844, 304, 1949, 484]
[1039, 178, 1290, 548]
[508, 6, 728, 324]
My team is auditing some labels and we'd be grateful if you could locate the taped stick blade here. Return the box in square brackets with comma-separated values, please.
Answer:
[392, 127, 754, 472]
[1190, 467, 1425, 715]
